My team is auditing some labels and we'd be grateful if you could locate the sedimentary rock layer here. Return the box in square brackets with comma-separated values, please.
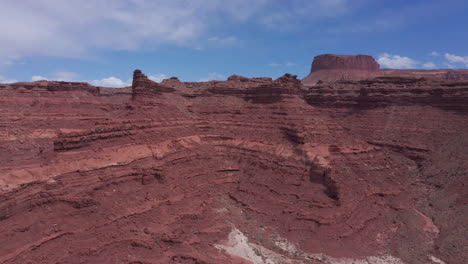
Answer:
[0, 71, 466, 264]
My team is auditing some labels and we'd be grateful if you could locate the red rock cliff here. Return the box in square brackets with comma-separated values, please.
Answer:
[0, 66, 467, 264]
[132, 69, 174, 98]
[303, 54, 381, 86]
[311, 54, 380, 72]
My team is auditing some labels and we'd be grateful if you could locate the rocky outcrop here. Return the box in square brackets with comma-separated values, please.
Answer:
[131, 69, 175, 98]
[305, 77, 468, 112]
[0, 80, 99, 94]
[382, 69, 468, 81]
[303, 54, 381, 86]
[0, 66, 466, 264]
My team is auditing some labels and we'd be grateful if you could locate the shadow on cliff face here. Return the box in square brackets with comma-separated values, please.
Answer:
[307, 159, 339, 201]
[280, 127, 340, 203]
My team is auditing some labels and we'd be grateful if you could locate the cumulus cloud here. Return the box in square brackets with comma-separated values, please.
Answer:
[31, 75, 48, 81]
[89, 77, 131, 88]
[377, 53, 418, 69]
[31, 71, 78, 82]
[148, 74, 168, 83]
[444, 53, 468, 67]
[199, 73, 226, 82]
[0, 76, 17, 83]
[430, 51, 440, 56]
[422, 62, 437, 69]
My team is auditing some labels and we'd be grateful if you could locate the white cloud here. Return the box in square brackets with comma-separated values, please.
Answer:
[0, 0, 275, 60]
[0, 0, 362, 61]
[0, 76, 17, 83]
[377, 53, 418, 69]
[89, 77, 131, 88]
[444, 53, 468, 67]
[32, 75, 48, 81]
[31, 71, 78, 82]
[430, 51, 440, 56]
[148, 74, 168, 83]
[31, 71, 129, 87]
[199, 72, 226, 82]
[422, 62, 437, 69]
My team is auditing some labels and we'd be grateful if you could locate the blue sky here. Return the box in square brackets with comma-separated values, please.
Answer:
[0, 0, 467, 87]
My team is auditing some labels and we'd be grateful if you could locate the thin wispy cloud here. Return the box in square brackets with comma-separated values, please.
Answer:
[259, 0, 351, 30]
[0, 0, 269, 60]
[0, 0, 362, 61]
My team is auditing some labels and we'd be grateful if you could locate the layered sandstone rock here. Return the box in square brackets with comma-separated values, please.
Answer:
[311, 54, 380, 72]
[132, 69, 175, 98]
[382, 69, 468, 81]
[303, 54, 468, 86]
[303, 54, 381, 86]
[0, 68, 467, 264]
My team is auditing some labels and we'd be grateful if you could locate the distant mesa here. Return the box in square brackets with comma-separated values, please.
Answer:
[302, 54, 381, 86]
[302, 54, 468, 86]
[311, 54, 380, 72]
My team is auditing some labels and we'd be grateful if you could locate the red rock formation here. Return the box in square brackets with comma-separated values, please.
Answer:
[132, 69, 175, 98]
[303, 54, 468, 86]
[382, 69, 468, 81]
[311, 54, 380, 72]
[303, 54, 381, 86]
[0, 68, 467, 264]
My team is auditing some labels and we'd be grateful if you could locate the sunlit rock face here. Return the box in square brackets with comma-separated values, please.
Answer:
[0, 65, 466, 264]
[303, 54, 381, 86]
[311, 54, 380, 72]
